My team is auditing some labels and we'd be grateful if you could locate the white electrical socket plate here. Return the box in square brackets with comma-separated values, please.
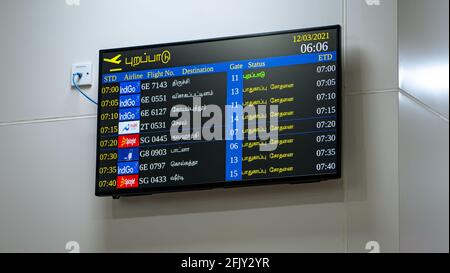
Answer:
[71, 62, 93, 86]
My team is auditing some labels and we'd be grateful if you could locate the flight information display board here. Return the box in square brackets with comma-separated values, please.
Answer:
[96, 25, 341, 197]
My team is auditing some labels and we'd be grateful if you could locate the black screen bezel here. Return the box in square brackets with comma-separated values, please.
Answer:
[95, 25, 342, 197]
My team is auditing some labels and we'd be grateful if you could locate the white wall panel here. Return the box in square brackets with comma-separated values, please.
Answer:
[0, 0, 342, 123]
[344, 91, 399, 252]
[398, 0, 449, 252]
[345, 0, 398, 93]
[106, 200, 345, 252]
[398, 94, 449, 252]
[399, 0, 449, 118]
[0, 117, 109, 252]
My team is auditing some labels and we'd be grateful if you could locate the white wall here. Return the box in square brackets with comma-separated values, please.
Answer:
[344, 0, 399, 252]
[0, 0, 401, 252]
[398, 0, 449, 252]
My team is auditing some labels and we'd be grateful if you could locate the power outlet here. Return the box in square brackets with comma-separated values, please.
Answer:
[71, 62, 93, 86]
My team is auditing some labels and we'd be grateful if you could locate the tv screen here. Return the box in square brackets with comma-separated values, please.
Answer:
[96, 25, 341, 197]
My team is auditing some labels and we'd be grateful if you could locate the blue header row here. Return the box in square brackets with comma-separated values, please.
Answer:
[102, 51, 337, 84]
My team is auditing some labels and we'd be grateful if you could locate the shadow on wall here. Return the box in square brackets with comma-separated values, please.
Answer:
[110, 179, 343, 219]
[99, 180, 345, 252]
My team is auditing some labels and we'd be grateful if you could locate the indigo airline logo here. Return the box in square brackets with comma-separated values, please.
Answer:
[119, 120, 140, 135]
[117, 175, 139, 189]
[118, 134, 139, 148]
[118, 161, 139, 175]
[119, 107, 140, 121]
[119, 94, 140, 108]
[118, 148, 139, 162]
[120, 81, 141, 94]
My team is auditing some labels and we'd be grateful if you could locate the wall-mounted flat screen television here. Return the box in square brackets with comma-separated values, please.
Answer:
[96, 25, 341, 197]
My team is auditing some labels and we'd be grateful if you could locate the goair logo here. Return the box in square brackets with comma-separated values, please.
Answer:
[118, 148, 139, 162]
[103, 50, 171, 72]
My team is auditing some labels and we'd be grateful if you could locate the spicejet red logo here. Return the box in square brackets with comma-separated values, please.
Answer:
[117, 175, 139, 189]
[118, 134, 139, 148]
